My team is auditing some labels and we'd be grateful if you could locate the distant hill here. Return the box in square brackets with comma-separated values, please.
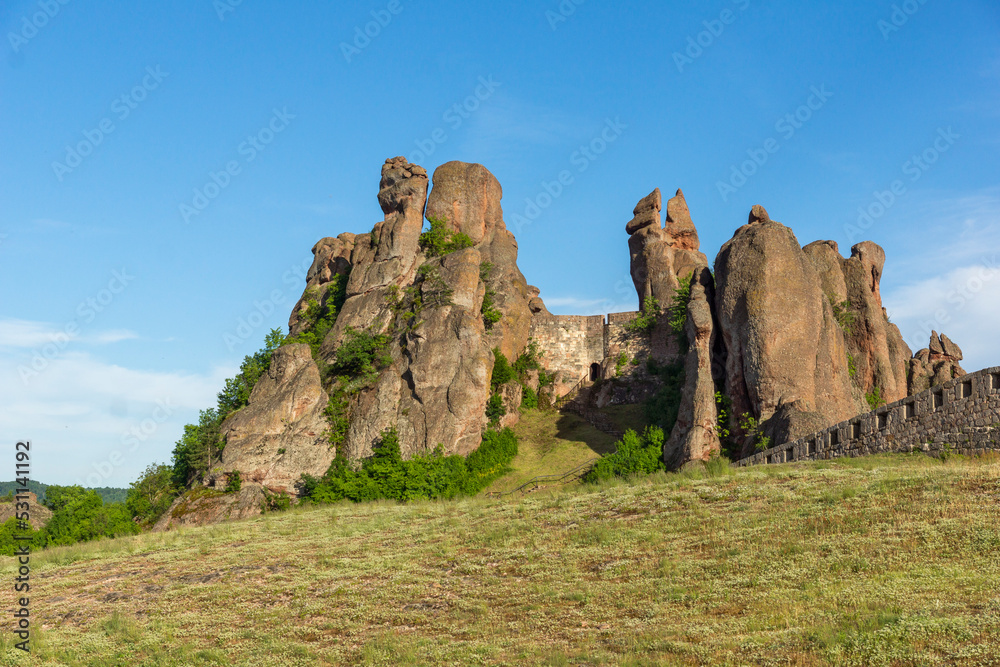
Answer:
[0, 481, 128, 505]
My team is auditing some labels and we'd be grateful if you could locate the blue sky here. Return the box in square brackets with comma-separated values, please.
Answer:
[1, 0, 998, 486]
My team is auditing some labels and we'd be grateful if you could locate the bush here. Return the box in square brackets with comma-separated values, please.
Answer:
[224, 471, 242, 494]
[624, 295, 659, 335]
[479, 262, 502, 330]
[584, 426, 666, 482]
[521, 386, 538, 410]
[284, 275, 348, 358]
[490, 348, 515, 390]
[328, 327, 392, 382]
[668, 273, 693, 351]
[866, 386, 886, 410]
[419, 216, 474, 257]
[300, 427, 518, 504]
[486, 394, 506, 425]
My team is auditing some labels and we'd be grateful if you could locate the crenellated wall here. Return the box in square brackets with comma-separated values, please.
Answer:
[738, 366, 1000, 466]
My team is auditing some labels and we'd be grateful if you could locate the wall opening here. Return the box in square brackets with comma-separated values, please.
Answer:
[877, 412, 888, 430]
[589, 362, 601, 382]
[786, 448, 794, 462]
[933, 390, 943, 411]
[904, 401, 915, 419]
[850, 421, 861, 439]
[808, 439, 817, 455]
[960, 380, 973, 399]
[992, 373, 1000, 392]
[830, 430, 839, 447]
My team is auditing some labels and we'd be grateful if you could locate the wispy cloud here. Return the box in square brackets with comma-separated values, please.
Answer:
[0, 319, 139, 348]
[0, 349, 235, 486]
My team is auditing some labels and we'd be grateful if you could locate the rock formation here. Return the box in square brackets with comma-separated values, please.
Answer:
[908, 331, 966, 393]
[162, 156, 979, 529]
[222, 158, 532, 485]
[663, 267, 721, 465]
[626, 188, 709, 308]
[714, 205, 862, 455]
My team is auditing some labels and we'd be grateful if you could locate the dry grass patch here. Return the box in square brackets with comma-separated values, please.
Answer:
[2, 454, 999, 665]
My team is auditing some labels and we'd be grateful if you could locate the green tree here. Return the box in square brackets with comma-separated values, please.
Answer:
[126, 463, 176, 526]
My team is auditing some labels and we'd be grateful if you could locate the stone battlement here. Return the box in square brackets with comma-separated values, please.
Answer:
[738, 366, 1000, 466]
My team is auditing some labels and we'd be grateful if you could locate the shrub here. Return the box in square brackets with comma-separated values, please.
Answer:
[300, 427, 518, 504]
[667, 272, 693, 350]
[584, 426, 666, 482]
[624, 295, 659, 335]
[829, 296, 857, 334]
[521, 386, 538, 410]
[224, 471, 242, 494]
[486, 394, 506, 425]
[284, 275, 348, 358]
[328, 327, 392, 383]
[490, 348, 515, 390]
[479, 262, 503, 330]
[512, 340, 543, 378]
[416, 264, 453, 309]
[615, 351, 629, 377]
[865, 386, 886, 410]
[740, 412, 771, 452]
[419, 216, 474, 257]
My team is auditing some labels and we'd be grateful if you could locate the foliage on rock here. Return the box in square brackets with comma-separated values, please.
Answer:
[299, 427, 518, 503]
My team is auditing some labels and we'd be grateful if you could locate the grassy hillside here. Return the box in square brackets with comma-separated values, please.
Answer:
[482, 410, 617, 495]
[3, 453, 999, 666]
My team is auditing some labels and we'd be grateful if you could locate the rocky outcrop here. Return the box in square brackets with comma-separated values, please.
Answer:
[664, 267, 721, 465]
[426, 161, 532, 361]
[908, 331, 967, 393]
[223, 158, 532, 478]
[626, 188, 709, 309]
[218, 343, 331, 493]
[803, 240, 912, 405]
[153, 484, 266, 531]
[714, 206, 862, 455]
[288, 235, 355, 337]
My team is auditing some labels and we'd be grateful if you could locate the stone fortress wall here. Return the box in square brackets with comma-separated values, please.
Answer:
[738, 366, 1000, 466]
[529, 311, 643, 390]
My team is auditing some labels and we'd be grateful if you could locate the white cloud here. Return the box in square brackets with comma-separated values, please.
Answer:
[0, 319, 139, 348]
[0, 348, 234, 488]
[883, 261, 1000, 373]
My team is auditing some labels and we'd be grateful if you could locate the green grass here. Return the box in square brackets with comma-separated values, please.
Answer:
[3, 453, 1000, 665]
[482, 409, 617, 495]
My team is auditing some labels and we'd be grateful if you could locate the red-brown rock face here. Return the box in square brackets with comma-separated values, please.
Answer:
[714, 206, 863, 454]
